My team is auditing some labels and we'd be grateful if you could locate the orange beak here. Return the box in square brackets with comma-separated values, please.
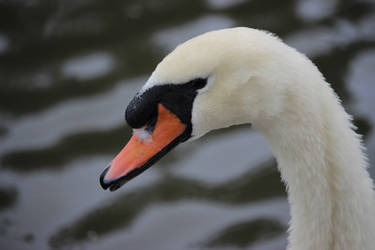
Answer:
[100, 103, 187, 191]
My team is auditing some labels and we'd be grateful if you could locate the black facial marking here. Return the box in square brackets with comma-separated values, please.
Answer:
[125, 78, 207, 140]
[101, 78, 208, 191]
[125, 91, 158, 129]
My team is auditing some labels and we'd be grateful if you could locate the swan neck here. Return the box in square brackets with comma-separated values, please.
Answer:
[256, 88, 375, 250]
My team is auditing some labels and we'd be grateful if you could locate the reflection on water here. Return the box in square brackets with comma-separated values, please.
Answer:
[206, 0, 246, 10]
[0, 34, 9, 54]
[0, 187, 17, 212]
[49, 160, 285, 249]
[295, 0, 338, 21]
[152, 15, 234, 51]
[286, 14, 375, 58]
[347, 49, 375, 169]
[204, 218, 285, 248]
[0, 0, 374, 249]
[0, 77, 143, 155]
[61, 52, 116, 81]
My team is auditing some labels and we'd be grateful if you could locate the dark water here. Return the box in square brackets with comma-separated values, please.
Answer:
[0, 0, 375, 249]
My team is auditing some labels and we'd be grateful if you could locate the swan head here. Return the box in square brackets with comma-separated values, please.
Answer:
[100, 27, 289, 191]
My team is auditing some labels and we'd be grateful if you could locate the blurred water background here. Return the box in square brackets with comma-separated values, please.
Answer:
[0, 0, 375, 249]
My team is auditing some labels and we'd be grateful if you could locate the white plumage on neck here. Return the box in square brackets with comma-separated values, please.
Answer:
[257, 78, 375, 250]
[145, 27, 375, 250]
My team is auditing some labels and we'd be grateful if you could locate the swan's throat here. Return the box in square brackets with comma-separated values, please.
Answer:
[256, 93, 375, 250]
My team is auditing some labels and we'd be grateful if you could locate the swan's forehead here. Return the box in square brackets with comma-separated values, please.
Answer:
[142, 29, 240, 91]
[140, 27, 275, 92]
[143, 49, 214, 92]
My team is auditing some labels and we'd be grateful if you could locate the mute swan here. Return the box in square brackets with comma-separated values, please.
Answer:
[99, 27, 375, 250]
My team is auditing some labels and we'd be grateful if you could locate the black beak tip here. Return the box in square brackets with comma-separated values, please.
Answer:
[99, 165, 128, 192]
[99, 166, 111, 190]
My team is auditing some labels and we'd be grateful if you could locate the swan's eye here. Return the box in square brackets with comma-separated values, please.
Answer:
[190, 78, 207, 89]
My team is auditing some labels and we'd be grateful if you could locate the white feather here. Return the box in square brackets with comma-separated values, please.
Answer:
[142, 27, 375, 250]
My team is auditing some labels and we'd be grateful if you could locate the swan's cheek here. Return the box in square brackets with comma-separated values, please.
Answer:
[190, 95, 222, 140]
[190, 97, 209, 140]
